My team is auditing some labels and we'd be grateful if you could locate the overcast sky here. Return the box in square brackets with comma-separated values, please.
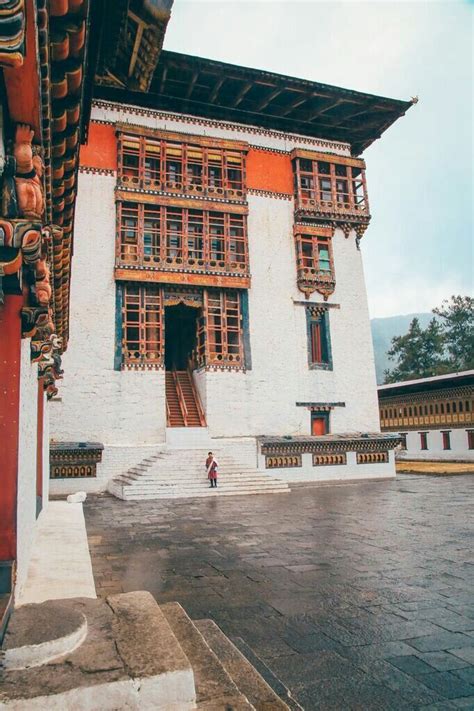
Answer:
[164, 0, 473, 318]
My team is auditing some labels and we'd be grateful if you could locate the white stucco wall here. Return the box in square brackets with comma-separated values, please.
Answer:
[257, 450, 395, 483]
[50, 172, 166, 446]
[50, 103, 384, 486]
[16, 339, 38, 597]
[397, 429, 474, 461]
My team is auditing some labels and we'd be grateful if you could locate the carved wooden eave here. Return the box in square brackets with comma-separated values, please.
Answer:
[95, 0, 174, 92]
[0, 0, 96, 399]
[0, 0, 26, 68]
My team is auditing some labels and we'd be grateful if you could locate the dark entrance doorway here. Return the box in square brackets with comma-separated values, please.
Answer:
[164, 304, 198, 371]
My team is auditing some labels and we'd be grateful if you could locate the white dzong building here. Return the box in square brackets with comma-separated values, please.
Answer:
[49, 52, 413, 498]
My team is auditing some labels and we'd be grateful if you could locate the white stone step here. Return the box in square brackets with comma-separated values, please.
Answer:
[109, 441, 290, 501]
[110, 490, 289, 501]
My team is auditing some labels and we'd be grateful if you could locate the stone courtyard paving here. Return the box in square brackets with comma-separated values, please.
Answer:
[84, 474, 474, 710]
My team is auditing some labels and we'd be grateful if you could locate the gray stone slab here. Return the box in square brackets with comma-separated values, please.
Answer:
[196, 618, 289, 710]
[161, 601, 252, 709]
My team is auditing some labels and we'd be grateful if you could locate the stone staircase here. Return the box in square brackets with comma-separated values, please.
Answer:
[1, 591, 293, 709]
[108, 446, 290, 500]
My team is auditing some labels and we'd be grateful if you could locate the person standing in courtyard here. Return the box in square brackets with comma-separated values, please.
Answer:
[206, 452, 219, 488]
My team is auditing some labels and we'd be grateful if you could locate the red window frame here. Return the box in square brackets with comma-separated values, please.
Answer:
[467, 430, 474, 450]
[441, 431, 451, 450]
[419, 432, 428, 450]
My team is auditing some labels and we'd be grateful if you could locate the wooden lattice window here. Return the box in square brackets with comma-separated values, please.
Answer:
[118, 202, 162, 265]
[198, 290, 243, 368]
[294, 226, 335, 299]
[293, 154, 369, 213]
[118, 132, 246, 199]
[117, 203, 249, 274]
[122, 284, 163, 368]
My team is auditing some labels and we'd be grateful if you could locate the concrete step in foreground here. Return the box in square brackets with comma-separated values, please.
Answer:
[0, 592, 195, 710]
[162, 602, 254, 710]
[195, 619, 290, 710]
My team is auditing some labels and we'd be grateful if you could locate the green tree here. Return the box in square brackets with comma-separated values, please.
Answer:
[384, 317, 448, 383]
[433, 295, 474, 371]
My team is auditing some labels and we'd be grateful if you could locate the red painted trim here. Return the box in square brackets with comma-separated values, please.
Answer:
[0, 295, 22, 561]
[247, 148, 293, 196]
[80, 123, 117, 171]
[3, 0, 42, 136]
[36, 378, 44, 500]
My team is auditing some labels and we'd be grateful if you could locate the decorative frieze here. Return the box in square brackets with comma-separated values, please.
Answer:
[265, 455, 302, 469]
[50, 442, 104, 479]
[259, 434, 401, 457]
[357, 452, 389, 464]
[92, 101, 352, 154]
[313, 453, 347, 466]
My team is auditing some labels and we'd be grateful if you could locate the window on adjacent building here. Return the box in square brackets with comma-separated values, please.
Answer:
[399, 433, 408, 450]
[442, 431, 451, 450]
[419, 432, 428, 450]
[467, 430, 474, 450]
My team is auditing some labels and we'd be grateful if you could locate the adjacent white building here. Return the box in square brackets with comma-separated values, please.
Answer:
[378, 371, 474, 461]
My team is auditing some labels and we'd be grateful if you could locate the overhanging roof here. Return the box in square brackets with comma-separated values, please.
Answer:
[378, 370, 474, 398]
[95, 50, 415, 155]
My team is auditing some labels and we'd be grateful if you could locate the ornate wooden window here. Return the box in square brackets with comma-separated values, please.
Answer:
[292, 149, 370, 239]
[419, 432, 428, 450]
[118, 130, 247, 200]
[122, 283, 163, 369]
[117, 202, 249, 276]
[197, 290, 244, 369]
[306, 306, 332, 370]
[294, 225, 335, 299]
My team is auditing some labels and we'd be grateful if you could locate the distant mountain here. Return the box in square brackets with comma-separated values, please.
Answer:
[371, 312, 433, 384]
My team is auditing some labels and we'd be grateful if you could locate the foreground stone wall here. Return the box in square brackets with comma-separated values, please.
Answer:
[16, 340, 41, 597]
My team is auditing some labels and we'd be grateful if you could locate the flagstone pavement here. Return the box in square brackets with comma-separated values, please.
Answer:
[83, 474, 474, 710]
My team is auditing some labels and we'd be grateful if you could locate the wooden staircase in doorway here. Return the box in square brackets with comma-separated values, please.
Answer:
[166, 370, 206, 427]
